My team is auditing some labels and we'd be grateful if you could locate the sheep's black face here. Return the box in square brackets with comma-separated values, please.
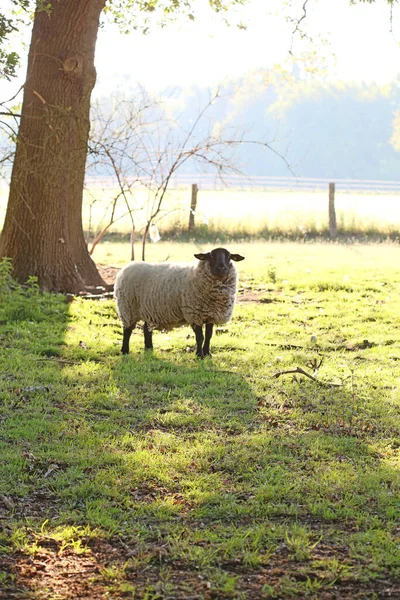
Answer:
[194, 248, 245, 281]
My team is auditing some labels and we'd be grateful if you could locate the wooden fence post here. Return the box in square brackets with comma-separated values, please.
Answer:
[329, 182, 337, 239]
[188, 183, 198, 232]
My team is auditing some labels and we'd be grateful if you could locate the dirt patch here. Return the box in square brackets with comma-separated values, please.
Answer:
[237, 288, 272, 303]
[0, 540, 116, 600]
[1, 535, 399, 600]
[97, 264, 119, 287]
[0, 490, 62, 521]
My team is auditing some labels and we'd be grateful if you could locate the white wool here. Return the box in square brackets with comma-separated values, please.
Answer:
[114, 258, 238, 332]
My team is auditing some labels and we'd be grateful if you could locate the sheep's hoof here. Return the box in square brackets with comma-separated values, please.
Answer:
[196, 351, 204, 359]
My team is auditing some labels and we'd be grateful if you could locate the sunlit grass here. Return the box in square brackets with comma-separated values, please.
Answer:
[2, 179, 400, 239]
[1, 243, 400, 597]
[2, 183, 400, 243]
[80, 186, 400, 238]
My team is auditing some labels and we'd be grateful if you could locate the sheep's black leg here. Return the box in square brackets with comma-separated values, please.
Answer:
[202, 323, 214, 357]
[122, 326, 133, 355]
[144, 322, 153, 351]
[193, 325, 204, 358]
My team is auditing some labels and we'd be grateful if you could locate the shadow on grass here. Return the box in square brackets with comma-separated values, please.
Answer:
[1, 290, 399, 598]
[114, 350, 256, 431]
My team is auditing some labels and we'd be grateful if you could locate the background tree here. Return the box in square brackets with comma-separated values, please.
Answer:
[85, 90, 157, 261]
[0, 0, 107, 292]
[0, 0, 245, 293]
[86, 88, 284, 261]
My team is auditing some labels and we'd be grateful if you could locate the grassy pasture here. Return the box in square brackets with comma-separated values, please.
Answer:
[2, 183, 400, 239]
[0, 242, 400, 599]
[81, 186, 400, 239]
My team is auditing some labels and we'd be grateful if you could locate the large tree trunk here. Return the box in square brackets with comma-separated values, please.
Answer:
[0, 0, 106, 293]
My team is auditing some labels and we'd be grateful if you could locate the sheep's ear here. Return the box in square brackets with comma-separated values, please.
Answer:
[230, 254, 245, 262]
[194, 252, 211, 261]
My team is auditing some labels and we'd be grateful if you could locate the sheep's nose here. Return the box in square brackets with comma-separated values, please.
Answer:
[214, 265, 228, 277]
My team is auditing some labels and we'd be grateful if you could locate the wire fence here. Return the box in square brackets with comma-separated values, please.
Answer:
[83, 174, 400, 194]
[1, 175, 400, 236]
[2, 174, 400, 194]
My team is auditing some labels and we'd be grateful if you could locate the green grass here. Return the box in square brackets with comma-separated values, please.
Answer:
[3, 184, 400, 242]
[69, 186, 400, 240]
[0, 242, 400, 599]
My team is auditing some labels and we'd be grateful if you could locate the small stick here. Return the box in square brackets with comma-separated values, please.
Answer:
[0, 494, 15, 510]
[272, 366, 342, 388]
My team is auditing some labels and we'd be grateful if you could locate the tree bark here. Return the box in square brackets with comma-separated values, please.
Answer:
[0, 0, 106, 292]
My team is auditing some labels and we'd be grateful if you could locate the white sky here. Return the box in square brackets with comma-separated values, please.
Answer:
[1, 0, 400, 99]
[93, 0, 400, 93]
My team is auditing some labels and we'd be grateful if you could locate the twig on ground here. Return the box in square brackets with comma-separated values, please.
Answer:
[272, 366, 342, 388]
[0, 494, 15, 510]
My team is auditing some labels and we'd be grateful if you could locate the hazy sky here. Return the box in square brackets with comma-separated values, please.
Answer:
[1, 0, 400, 100]
[94, 0, 400, 93]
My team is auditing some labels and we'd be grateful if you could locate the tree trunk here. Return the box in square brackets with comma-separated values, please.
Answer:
[0, 0, 106, 293]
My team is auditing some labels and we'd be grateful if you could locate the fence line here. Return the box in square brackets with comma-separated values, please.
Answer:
[81, 174, 400, 194]
[2, 175, 400, 194]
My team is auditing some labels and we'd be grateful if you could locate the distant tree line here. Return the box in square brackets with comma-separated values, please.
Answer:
[150, 74, 400, 181]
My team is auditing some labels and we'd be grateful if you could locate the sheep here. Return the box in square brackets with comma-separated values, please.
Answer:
[114, 247, 245, 358]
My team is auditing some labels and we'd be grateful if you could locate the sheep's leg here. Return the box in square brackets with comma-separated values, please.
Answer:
[193, 325, 204, 358]
[202, 323, 213, 356]
[144, 322, 153, 351]
[122, 326, 134, 355]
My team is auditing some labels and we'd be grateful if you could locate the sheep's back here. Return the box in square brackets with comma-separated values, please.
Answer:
[115, 260, 239, 331]
[115, 262, 192, 330]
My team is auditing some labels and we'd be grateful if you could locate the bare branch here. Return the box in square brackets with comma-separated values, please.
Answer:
[272, 366, 342, 388]
[86, 88, 294, 261]
[289, 0, 310, 55]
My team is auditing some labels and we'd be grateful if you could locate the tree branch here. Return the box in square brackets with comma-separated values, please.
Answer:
[272, 366, 342, 388]
[289, 0, 310, 55]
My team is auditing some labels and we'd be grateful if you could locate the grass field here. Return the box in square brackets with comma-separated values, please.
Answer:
[2, 184, 400, 240]
[82, 187, 400, 240]
[0, 242, 400, 599]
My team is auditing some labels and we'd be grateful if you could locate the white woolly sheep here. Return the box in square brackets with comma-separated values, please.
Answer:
[114, 247, 245, 357]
